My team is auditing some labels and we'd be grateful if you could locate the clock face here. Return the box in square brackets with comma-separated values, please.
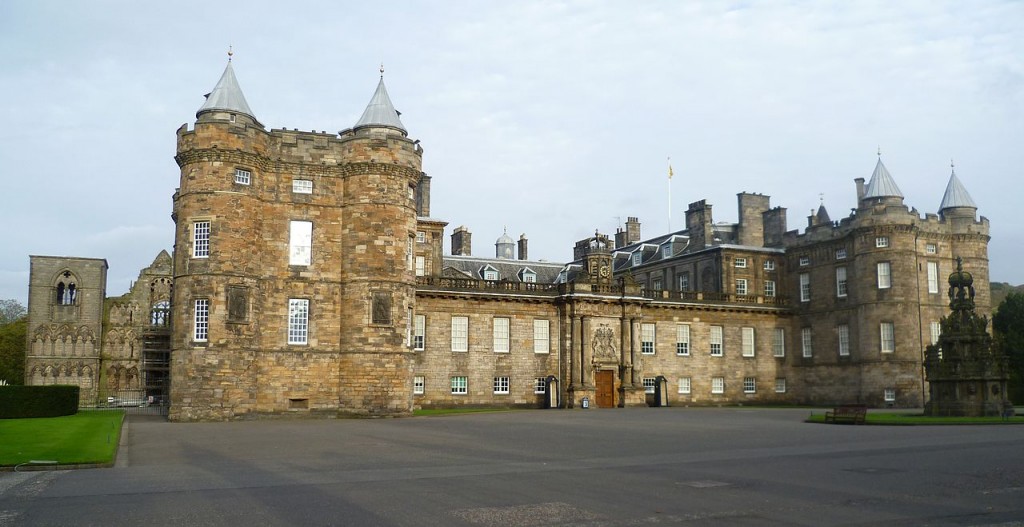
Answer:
[599, 266, 610, 278]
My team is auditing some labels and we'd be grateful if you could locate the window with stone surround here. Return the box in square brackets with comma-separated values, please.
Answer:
[735, 257, 747, 268]
[927, 262, 939, 294]
[884, 388, 896, 402]
[413, 376, 424, 395]
[775, 378, 787, 393]
[533, 320, 550, 353]
[743, 377, 756, 393]
[838, 324, 850, 356]
[193, 298, 209, 342]
[736, 279, 748, 295]
[930, 321, 941, 345]
[288, 299, 309, 345]
[652, 277, 662, 291]
[801, 327, 813, 357]
[877, 262, 892, 289]
[799, 255, 810, 266]
[711, 377, 725, 394]
[773, 328, 785, 357]
[413, 315, 425, 350]
[534, 377, 547, 394]
[835, 248, 847, 260]
[493, 317, 510, 353]
[493, 376, 510, 395]
[678, 377, 691, 394]
[450, 376, 467, 395]
[292, 179, 313, 194]
[764, 259, 775, 271]
[406, 237, 414, 271]
[641, 323, 656, 354]
[416, 231, 426, 243]
[643, 377, 656, 394]
[926, 243, 937, 254]
[764, 280, 776, 297]
[451, 316, 468, 352]
[880, 322, 895, 353]
[710, 326, 723, 356]
[234, 168, 251, 185]
[289, 221, 312, 266]
[676, 324, 690, 355]
[742, 327, 755, 357]
[192, 221, 210, 258]
[799, 273, 810, 302]
[876, 236, 889, 248]
[415, 256, 425, 277]
[836, 266, 848, 297]
[678, 273, 690, 291]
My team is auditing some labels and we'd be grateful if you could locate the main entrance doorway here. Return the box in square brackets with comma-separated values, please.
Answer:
[595, 370, 615, 408]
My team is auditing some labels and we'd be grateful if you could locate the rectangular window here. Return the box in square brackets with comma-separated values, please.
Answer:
[799, 255, 810, 267]
[483, 269, 498, 281]
[407, 238, 414, 271]
[652, 277, 662, 291]
[877, 262, 891, 289]
[643, 377, 656, 394]
[773, 328, 785, 357]
[735, 279, 748, 295]
[662, 246, 672, 258]
[741, 327, 755, 357]
[632, 252, 642, 266]
[193, 221, 210, 258]
[292, 179, 313, 194]
[234, 168, 251, 185]
[930, 321, 941, 345]
[735, 257, 747, 268]
[533, 319, 550, 353]
[876, 236, 889, 248]
[884, 388, 896, 402]
[641, 323, 656, 355]
[743, 377, 756, 394]
[534, 377, 547, 394]
[801, 327, 813, 357]
[288, 299, 309, 344]
[838, 324, 850, 356]
[926, 243, 937, 254]
[764, 280, 776, 297]
[676, 324, 690, 355]
[711, 377, 725, 394]
[764, 259, 775, 271]
[193, 299, 209, 342]
[413, 314, 425, 350]
[835, 248, 847, 260]
[775, 378, 787, 393]
[800, 273, 811, 302]
[451, 316, 468, 352]
[451, 376, 467, 395]
[678, 273, 690, 291]
[416, 231, 426, 243]
[710, 325, 723, 356]
[289, 220, 313, 266]
[927, 262, 939, 294]
[522, 271, 537, 283]
[493, 376, 510, 395]
[493, 317, 510, 353]
[415, 256, 425, 277]
[880, 322, 895, 353]
[678, 377, 691, 394]
[413, 376, 424, 395]
[836, 266, 848, 298]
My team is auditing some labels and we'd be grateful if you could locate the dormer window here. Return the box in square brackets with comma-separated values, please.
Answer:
[632, 252, 642, 266]
[520, 268, 537, 283]
[481, 265, 499, 281]
[234, 168, 251, 185]
[662, 246, 672, 258]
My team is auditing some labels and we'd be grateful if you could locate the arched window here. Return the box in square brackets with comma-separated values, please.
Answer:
[151, 300, 170, 327]
[55, 271, 77, 305]
[56, 282, 65, 304]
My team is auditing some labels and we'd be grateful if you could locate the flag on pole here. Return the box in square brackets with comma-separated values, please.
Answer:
[668, 163, 674, 180]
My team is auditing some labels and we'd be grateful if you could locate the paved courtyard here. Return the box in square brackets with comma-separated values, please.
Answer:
[3, 407, 1024, 526]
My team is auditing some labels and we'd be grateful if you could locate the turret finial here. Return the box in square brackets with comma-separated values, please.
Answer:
[877, 146, 881, 158]
[819, 192, 824, 205]
[379, 63, 384, 78]
[228, 45, 233, 62]
[951, 158, 955, 169]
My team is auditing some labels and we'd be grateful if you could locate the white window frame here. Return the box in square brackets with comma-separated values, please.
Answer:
[533, 319, 550, 353]
[643, 377, 656, 394]
[876, 236, 889, 248]
[534, 377, 547, 394]
[678, 377, 691, 394]
[292, 179, 313, 194]
[736, 279, 747, 295]
[710, 325, 723, 356]
[193, 298, 209, 342]
[493, 376, 510, 395]
[662, 246, 672, 258]
[407, 237, 414, 271]
[413, 314, 425, 350]
[773, 328, 785, 357]
[801, 327, 813, 358]
[836, 266, 848, 298]
[641, 323, 656, 355]
[775, 378, 787, 393]
[413, 376, 425, 395]
[522, 271, 536, 283]
[415, 256, 425, 277]
[288, 299, 309, 345]
[835, 248, 847, 260]
[493, 317, 510, 353]
[877, 262, 892, 289]
[763, 259, 775, 271]
[483, 269, 499, 281]
[925, 243, 937, 254]
[289, 220, 313, 266]
[799, 255, 810, 267]
[192, 221, 210, 258]
[764, 280, 776, 297]
[451, 316, 468, 352]
[632, 252, 642, 266]
[678, 274, 689, 291]
[741, 327, 755, 357]
[451, 376, 468, 395]
[711, 377, 725, 394]
[743, 377, 756, 394]
[884, 388, 896, 402]
[735, 257, 747, 268]
[416, 231, 426, 243]
[838, 324, 850, 356]
[676, 324, 690, 356]
[927, 262, 939, 294]
[930, 321, 941, 345]
[234, 168, 251, 185]
[880, 322, 895, 353]
[652, 277, 662, 291]
[800, 273, 811, 302]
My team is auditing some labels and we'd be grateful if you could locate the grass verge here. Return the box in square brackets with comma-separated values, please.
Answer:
[806, 412, 1024, 425]
[0, 410, 124, 466]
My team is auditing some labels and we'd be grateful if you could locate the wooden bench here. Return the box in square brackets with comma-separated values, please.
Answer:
[824, 405, 867, 425]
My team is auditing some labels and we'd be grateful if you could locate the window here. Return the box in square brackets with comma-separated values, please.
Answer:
[927, 262, 939, 294]
[632, 252, 642, 266]
[533, 320, 550, 353]
[773, 328, 786, 357]
[801, 327, 813, 357]
[289, 221, 313, 266]
[678, 377, 691, 394]
[493, 376, 510, 395]
[643, 377, 656, 394]
[652, 277, 663, 291]
[451, 376, 467, 394]
[413, 376, 424, 395]
[407, 237, 414, 271]
[884, 388, 896, 402]
[835, 248, 847, 260]
[292, 179, 313, 194]
[662, 246, 672, 258]
[880, 322, 895, 353]
[416, 231, 426, 243]
[288, 299, 309, 344]
[522, 270, 536, 283]
[836, 267, 848, 298]
[451, 316, 468, 352]
[641, 323, 655, 355]
[710, 326, 723, 356]
[799, 255, 810, 266]
[764, 280, 776, 297]
[876, 236, 889, 248]
[56, 281, 76, 305]
[711, 377, 725, 394]
[234, 168, 251, 185]
[775, 378, 787, 393]
[838, 324, 850, 356]
[676, 324, 690, 355]
[415, 256, 425, 276]
[799, 273, 810, 302]
[930, 321, 941, 345]
[877, 262, 891, 289]
[735, 257, 747, 268]
[735, 279, 748, 295]
[193, 221, 210, 258]
[743, 377, 756, 394]
[483, 269, 499, 281]
[535, 377, 547, 394]
[678, 273, 690, 291]
[742, 327, 755, 357]
[413, 315, 425, 350]
[764, 259, 775, 271]
[926, 243, 937, 254]
[193, 299, 209, 342]
[493, 317, 510, 353]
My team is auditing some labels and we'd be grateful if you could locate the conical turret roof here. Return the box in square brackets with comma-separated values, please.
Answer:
[863, 158, 904, 199]
[197, 61, 258, 124]
[354, 76, 407, 134]
[815, 204, 831, 224]
[939, 168, 977, 211]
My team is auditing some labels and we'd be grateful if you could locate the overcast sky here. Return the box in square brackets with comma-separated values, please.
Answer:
[1, 1, 1021, 306]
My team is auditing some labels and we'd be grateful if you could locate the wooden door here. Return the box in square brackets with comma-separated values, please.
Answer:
[595, 370, 615, 408]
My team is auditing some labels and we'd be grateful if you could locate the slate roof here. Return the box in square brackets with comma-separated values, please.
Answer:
[939, 169, 977, 210]
[863, 158, 904, 199]
[442, 255, 566, 283]
[197, 61, 259, 124]
[354, 77, 407, 134]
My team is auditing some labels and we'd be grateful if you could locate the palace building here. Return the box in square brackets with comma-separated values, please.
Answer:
[24, 59, 990, 420]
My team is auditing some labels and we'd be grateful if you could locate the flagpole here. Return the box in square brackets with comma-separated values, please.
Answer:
[667, 157, 673, 232]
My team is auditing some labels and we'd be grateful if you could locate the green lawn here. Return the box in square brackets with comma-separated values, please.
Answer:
[806, 411, 1024, 425]
[0, 410, 124, 466]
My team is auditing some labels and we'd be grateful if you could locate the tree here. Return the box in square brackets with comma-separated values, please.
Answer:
[993, 292, 1024, 401]
[0, 315, 27, 385]
[0, 299, 26, 325]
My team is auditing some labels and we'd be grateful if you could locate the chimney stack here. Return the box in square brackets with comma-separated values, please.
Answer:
[451, 226, 472, 256]
[518, 234, 528, 261]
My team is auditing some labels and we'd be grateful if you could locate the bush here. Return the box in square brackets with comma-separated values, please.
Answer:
[0, 385, 80, 418]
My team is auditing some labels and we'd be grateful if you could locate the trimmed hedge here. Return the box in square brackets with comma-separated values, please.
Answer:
[0, 385, 79, 418]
